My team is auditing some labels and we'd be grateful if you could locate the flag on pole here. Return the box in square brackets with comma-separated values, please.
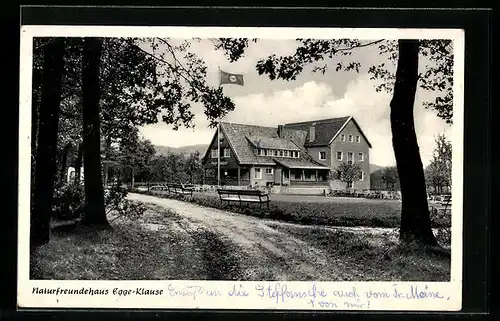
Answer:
[219, 69, 244, 86]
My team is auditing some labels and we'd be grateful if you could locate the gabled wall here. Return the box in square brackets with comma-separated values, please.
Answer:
[329, 119, 371, 190]
[202, 128, 239, 179]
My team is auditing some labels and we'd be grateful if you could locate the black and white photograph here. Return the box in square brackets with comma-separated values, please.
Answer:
[18, 26, 464, 310]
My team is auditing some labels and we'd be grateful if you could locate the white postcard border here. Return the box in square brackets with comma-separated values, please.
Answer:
[18, 26, 465, 311]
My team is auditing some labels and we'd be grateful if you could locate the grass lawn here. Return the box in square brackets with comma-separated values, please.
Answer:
[31, 205, 243, 280]
[138, 190, 450, 229]
[31, 201, 450, 281]
[270, 223, 451, 281]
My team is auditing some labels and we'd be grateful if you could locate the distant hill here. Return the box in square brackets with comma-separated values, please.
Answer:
[369, 164, 385, 173]
[154, 144, 209, 156]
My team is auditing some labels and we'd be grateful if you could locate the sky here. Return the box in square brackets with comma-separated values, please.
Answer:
[138, 39, 452, 167]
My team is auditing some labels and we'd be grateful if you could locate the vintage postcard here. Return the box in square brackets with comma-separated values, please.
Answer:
[18, 26, 464, 310]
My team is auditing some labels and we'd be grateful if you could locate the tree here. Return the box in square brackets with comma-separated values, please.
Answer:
[185, 151, 203, 184]
[425, 134, 452, 194]
[390, 40, 437, 246]
[117, 136, 156, 189]
[149, 155, 168, 183]
[215, 38, 453, 247]
[135, 139, 156, 189]
[31, 38, 66, 247]
[81, 37, 108, 228]
[381, 166, 400, 191]
[330, 162, 362, 189]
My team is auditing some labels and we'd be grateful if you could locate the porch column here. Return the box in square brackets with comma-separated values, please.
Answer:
[237, 167, 241, 186]
[302, 169, 305, 181]
[315, 170, 318, 181]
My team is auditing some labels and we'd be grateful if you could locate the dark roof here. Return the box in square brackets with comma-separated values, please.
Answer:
[220, 122, 312, 165]
[273, 158, 330, 169]
[284, 116, 350, 147]
[210, 117, 370, 166]
[246, 135, 300, 151]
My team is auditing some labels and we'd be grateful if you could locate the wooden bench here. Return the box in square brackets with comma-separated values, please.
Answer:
[217, 189, 270, 210]
[150, 183, 168, 191]
[168, 183, 194, 197]
[430, 196, 452, 216]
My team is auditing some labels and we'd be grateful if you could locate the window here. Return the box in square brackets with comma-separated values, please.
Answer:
[265, 168, 273, 175]
[284, 150, 289, 157]
[297, 151, 300, 158]
[274, 150, 279, 156]
[319, 151, 326, 160]
[279, 150, 284, 157]
[284, 171, 289, 179]
[356, 135, 361, 143]
[224, 148, 231, 158]
[211, 149, 218, 158]
[294, 171, 301, 180]
[360, 171, 364, 181]
[254, 168, 262, 179]
[347, 181, 353, 188]
[358, 152, 364, 162]
[336, 151, 343, 161]
[340, 134, 346, 142]
[305, 171, 311, 180]
[347, 152, 354, 165]
[257, 149, 263, 156]
[348, 134, 353, 142]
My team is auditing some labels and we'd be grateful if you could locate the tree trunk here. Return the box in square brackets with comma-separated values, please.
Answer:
[131, 168, 135, 189]
[74, 142, 83, 184]
[103, 135, 111, 188]
[31, 92, 39, 173]
[391, 40, 438, 247]
[31, 59, 42, 185]
[81, 37, 109, 228]
[31, 88, 40, 210]
[31, 38, 66, 248]
[59, 143, 71, 186]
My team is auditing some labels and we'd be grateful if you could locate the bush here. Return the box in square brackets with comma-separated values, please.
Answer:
[105, 185, 147, 222]
[52, 184, 85, 221]
[429, 206, 451, 246]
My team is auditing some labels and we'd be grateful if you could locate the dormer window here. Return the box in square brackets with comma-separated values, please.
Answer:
[257, 149, 263, 156]
[341, 134, 346, 142]
[356, 135, 361, 143]
[348, 135, 353, 142]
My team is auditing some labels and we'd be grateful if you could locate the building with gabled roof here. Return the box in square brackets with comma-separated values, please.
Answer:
[202, 116, 371, 191]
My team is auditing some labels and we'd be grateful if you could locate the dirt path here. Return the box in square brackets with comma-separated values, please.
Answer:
[127, 193, 348, 281]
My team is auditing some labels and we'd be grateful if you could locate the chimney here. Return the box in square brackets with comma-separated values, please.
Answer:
[309, 125, 315, 142]
[277, 125, 284, 138]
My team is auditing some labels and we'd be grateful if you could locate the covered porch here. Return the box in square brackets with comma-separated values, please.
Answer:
[203, 166, 251, 186]
[274, 159, 330, 186]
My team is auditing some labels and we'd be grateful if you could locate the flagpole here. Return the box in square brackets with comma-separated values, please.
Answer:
[218, 66, 221, 88]
[217, 121, 221, 187]
[217, 66, 221, 187]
